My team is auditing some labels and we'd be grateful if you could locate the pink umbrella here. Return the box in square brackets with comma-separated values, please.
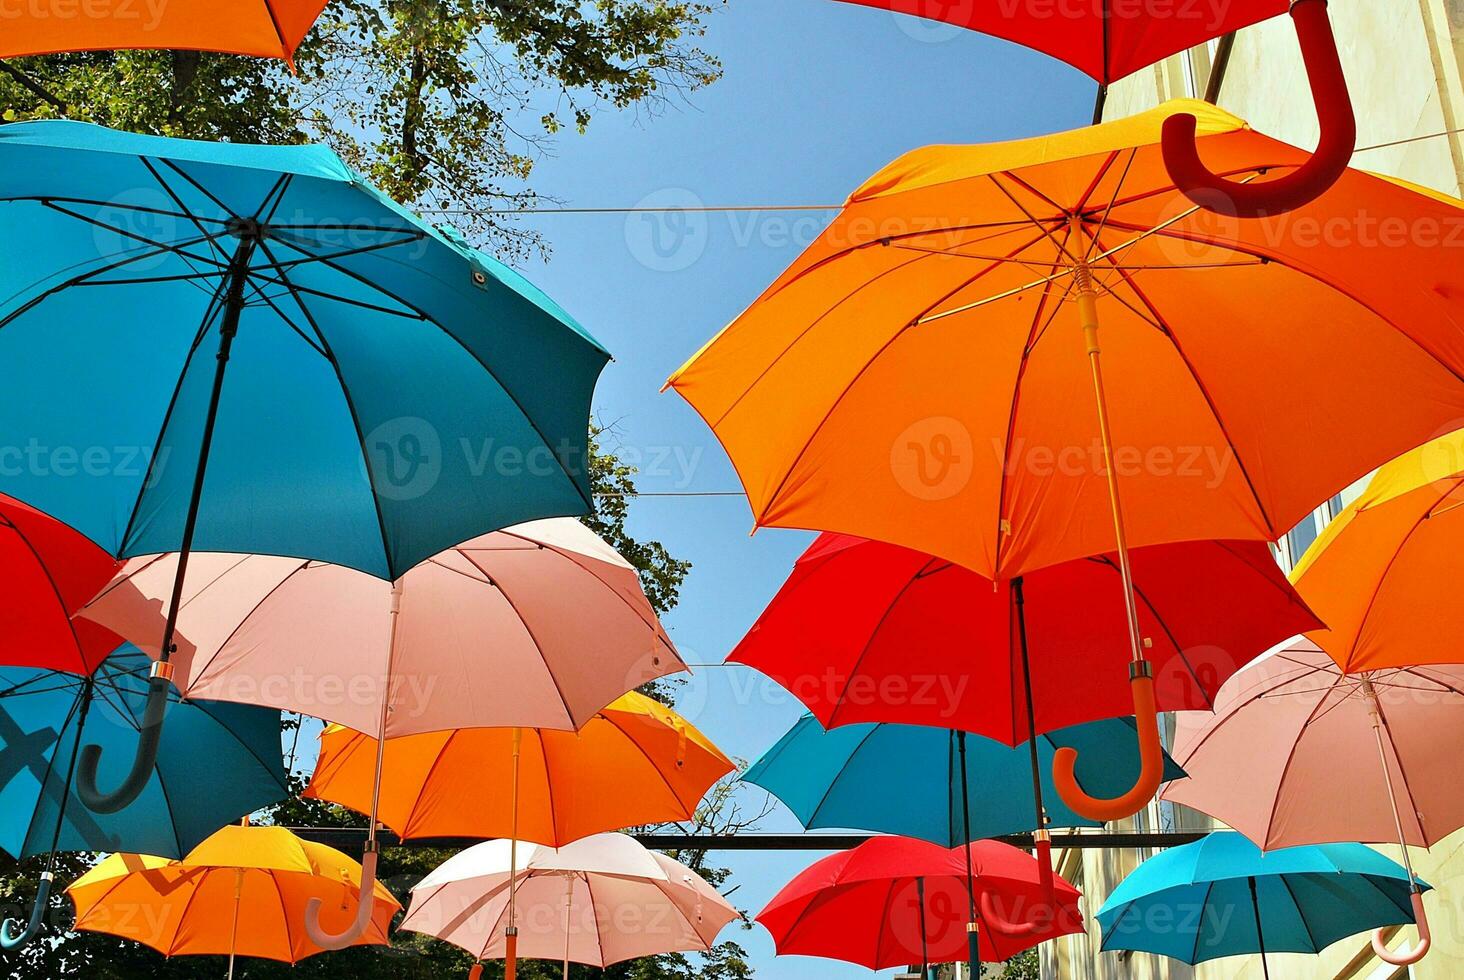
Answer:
[1163, 638, 1456, 965]
[79, 518, 685, 952]
[400, 833, 738, 979]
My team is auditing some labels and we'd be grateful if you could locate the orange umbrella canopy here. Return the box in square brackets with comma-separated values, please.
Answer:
[3, 1, 329, 62]
[666, 100, 1464, 580]
[304, 692, 733, 846]
[66, 824, 398, 962]
[1291, 428, 1464, 673]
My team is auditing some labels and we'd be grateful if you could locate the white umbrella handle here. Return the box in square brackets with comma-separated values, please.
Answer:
[1373, 892, 1431, 965]
[304, 848, 379, 949]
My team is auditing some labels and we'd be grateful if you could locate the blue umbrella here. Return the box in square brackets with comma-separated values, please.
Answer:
[744, 713, 1186, 846]
[0, 642, 288, 947]
[1097, 831, 1430, 978]
[0, 121, 609, 814]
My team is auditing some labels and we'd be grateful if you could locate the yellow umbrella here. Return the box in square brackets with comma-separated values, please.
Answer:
[67, 824, 399, 976]
[1292, 427, 1464, 673]
[304, 691, 733, 845]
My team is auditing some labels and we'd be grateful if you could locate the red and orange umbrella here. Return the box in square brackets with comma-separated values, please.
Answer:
[834, 0, 1353, 216]
[2, 1, 329, 64]
[667, 100, 1464, 824]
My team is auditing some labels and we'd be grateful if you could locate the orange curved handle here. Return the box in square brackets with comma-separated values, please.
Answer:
[979, 891, 1039, 938]
[1052, 672, 1163, 821]
[304, 849, 378, 950]
[468, 965, 484, 980]
[1373, 892, 1431, 966]
[1161, 0, 1355, 217]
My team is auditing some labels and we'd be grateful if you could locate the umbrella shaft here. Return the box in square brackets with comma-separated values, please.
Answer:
[1012, 578, 1045, 829]
[1366, 686, 1420, 885]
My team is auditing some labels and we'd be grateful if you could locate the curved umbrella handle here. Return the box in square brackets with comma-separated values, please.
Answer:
[1373, 891, 1431, 965]
[76, 671, 170, 814]
[304, 848, 378, 950]
[1052, 667, 1164, 821]
[468, 964, 484, 980]
[0, 872, 52, 950]
[979, 890, 1039, 938]
[1161, 0, 1355, 217]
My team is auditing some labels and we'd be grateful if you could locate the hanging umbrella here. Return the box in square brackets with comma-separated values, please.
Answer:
[0, 494, 119, 675]
[667, 99, 1464, 822]
[0, 643, 288, 949]
[732, 533, 1314, 886]
[1097, 831, 1429, 978]
[304, 691, 732, 844]
[66, 823, 399, 975]
[81, 519, 684, 954]
[743, 713, 1186, 846]
[1162, 638, 1460, 966]
[0, 120, 609, 815]
[2, 1, 329, 62]
[1291, 426, 1464, 672]
[400, 833, 738, 979]
[833, 0, 1352, 215]
[757, 836, 1082, 977]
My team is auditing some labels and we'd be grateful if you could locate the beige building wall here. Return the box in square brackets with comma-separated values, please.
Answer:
[1044, 5, 1464, 978]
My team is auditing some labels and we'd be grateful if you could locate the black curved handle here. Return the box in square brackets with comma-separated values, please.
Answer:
[0, 874, 52, 950]
[76, 675, 168, 814]
[1162, 0, 1355, 217]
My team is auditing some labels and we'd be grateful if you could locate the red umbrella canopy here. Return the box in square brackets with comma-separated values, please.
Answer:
[0, 495, 120, 674]
[757, 836, 1083, 967]
[731, 535, 1318, 742]
[833, 0, 1286, 82]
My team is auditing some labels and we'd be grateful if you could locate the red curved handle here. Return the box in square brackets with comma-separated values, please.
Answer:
[1162, 0, 1355, 217]
[1373, 891, 1431, 965]
[468, 964, 484, 980]
[979, 890, 1039, 938]
[1052, 672, 1164, 821]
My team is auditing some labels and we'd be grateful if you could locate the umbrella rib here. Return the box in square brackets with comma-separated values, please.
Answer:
[390, 729, 461, 838]
[1192, 879, 1217, 964]
[22, 688, 83, 855]
[1166, 658, 1326, 775]
[165, 869, 212, 956]
[992, 220, 1077, 573]
[823, 570, 932, 730]
[0, 195, 232, 225]
[583, 872, 610, 967]
[1081, 149, 1136, 262]
[470, 570, 580, 729]
[186, 696, 292, 798]
[117, 286, 229, 556]
[598, 713, 706, 819]
[179, 558, 309, 701]
[758, 225, 1057, 520]
[140, 158, 233, 265]
[1277, 874, 1321, 952]
[871, 876, 901, 968]
[1260, 670, 1347, 847]
[802, 724, 886, 832]
[253, 172, 293, 224]
[1089, 555, 1213, 710]
[158, 159, 240, 225]
[1083, 226, 1278, 535]
[260, 238, 597, 516]
[1338, 505, 1442, 671]
[1372, 696, 1429, 846]
[2, 512, 99, 673]
[269, 868, 298, 960]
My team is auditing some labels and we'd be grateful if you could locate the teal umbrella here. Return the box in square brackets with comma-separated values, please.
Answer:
[1097, 832, 1429, 978]
[0, 121, 608, 816]
[0, 643, 288, 947]
[743, 713, 1187, 846]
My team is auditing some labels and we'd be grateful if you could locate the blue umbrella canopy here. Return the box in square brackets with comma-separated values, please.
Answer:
[742, 713, 1186, 845]
[0, 643, 288, 860]
[1097, 832, 1428, 965]
[0, 120, 609, 580]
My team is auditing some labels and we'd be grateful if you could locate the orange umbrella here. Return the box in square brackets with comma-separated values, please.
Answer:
[66, 823, 398, 977]
[666, 100, 1464, 823]
[2, 1, 329, 63]
[303, 691, 733, 845]
[1291, 427, 1464, 673]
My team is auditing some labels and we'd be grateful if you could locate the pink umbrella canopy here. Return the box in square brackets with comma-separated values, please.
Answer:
[400, 833, 738, 968]
[1162, 638, 1464, 851]
[77, 518, 683, 735]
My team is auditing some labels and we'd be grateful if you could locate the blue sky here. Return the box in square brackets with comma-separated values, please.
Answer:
[498, 2, 1092, 975]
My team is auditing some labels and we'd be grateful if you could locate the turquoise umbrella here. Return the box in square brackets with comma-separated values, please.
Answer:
[0, 122, 609, 815]
[743, 713, 1186, 846]
[1097, 832, 1429, 978]
[0, 643, 288, 947]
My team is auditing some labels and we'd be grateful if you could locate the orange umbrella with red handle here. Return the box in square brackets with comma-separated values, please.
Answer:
[666, 100, 1464, 827]
[834, 0, 1354, 217]
[2, 1, 329, 64]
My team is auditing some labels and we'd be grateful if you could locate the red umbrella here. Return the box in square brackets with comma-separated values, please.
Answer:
[834, 0, 1353, 216]
[0, 495, 119, 675]
[732, 536, 1317, 831]
[757, 836, 1083, 977]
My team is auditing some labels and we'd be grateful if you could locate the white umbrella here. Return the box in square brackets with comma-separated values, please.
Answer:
[402, 833, 739, 978]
